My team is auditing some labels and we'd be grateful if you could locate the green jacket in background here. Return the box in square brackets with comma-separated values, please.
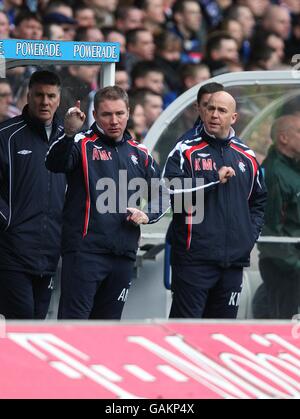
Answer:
[258, 146, 300, 272]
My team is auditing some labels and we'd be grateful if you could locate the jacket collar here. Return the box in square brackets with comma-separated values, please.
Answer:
[271, 145, 300, 172]
[91, 122, 132, 147]
[201, 126, 236, 147]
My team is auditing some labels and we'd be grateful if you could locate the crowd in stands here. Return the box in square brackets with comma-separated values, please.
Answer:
[0, 0, 299, 142]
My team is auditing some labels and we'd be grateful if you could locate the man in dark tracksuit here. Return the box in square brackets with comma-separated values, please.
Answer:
[164, 91, 266, 318]
[46, 86, 165, 320]
[0, 71, 66, 319]
[258, 114, 300, 319]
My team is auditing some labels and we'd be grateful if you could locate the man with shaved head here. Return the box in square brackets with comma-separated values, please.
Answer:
[164, 91, 266, 319]
[258, 114, 300, 319]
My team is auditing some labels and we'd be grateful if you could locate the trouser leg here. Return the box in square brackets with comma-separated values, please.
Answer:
[0, 271, 34, 319]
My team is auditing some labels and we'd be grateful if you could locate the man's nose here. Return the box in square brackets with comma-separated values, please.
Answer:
[42, 95, 49, 104]
[110, 114, 118, 124]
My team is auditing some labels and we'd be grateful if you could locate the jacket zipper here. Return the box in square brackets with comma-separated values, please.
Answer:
[221, 146, 229, 265]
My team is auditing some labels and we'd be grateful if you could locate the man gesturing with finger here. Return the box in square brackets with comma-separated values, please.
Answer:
[46, 86, 165, 319]
[164, 91, 266, 319]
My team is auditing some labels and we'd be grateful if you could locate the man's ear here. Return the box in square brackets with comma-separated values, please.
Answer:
[278, 132, 288, 145]
[231, 112, 238, 125]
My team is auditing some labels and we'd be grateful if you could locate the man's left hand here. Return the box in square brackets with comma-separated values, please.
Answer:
[127, 208, 149, 225]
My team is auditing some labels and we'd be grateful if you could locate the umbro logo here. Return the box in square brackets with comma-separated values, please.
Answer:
[197, 153, 210, 158]
[17, 150, 32, 155]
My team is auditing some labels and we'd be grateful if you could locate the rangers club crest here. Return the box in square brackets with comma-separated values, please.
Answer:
[238, 161, 246, 173]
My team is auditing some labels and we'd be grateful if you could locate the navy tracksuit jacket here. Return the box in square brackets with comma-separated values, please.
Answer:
[164, 126, 267, 267]
[0, 106, 66, 275]
[45, 123, 165, 319]
[164, 126, 267, 318]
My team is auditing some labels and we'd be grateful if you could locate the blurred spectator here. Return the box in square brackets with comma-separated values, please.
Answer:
[225, 4, 255, 64]
[0, 79, 14, 122]
[102, 27, 126, 54]
[226, 5, 255, 40]
[0, 0, 24, 25]
[0, 10, 10, 38]
[43, 12, 77, 40]
[171, 0, 204, 63]
[279, 0, 300, 14]
[154, 30, 182, 94]
[285, 13, 300, 59]
[261, 5, 291, 41]
[200, 0, 232, 28]
[131, 88, 163, 131]
[74, 4, 96, 28]
[13, 9, 43, 39]
[76, 26, 104, 42]
[44, 1, 74, 18]
[237, 0, 270, 20]
[115, 6, 144, 33]
[128, 96, 147, 142]
[125, 28, 155, 72]
[220, 18, 244, 49]
[247, 46, 280, 70]
[115, 63, 130, 91]
[204, 31, 239, 75]
[134, 0, 165, 35]
[141, 88, 163, 130]
[43, 23, 65, 40]
[251, 30, 285, 64]
[82, 0, 119, 27]
[131, 61, 164, 94]
[180, 62, 210, 90]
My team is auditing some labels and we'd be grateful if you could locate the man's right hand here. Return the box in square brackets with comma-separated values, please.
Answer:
[218, 166, 236, 184]
[64, 100, 86, 137]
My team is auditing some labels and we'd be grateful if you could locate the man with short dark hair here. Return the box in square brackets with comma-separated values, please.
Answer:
[0, 70, 66, 319]
[46, 86, 165, 319]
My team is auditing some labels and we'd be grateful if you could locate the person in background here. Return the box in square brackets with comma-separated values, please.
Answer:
[258, 115, 300, 319]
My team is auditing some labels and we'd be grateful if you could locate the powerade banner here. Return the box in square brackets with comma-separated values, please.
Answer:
[0, 39, 120, 62]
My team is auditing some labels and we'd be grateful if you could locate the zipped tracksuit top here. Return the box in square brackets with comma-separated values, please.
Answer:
[45, 123, 164, 260]
[164, 126, 267, 267]
[0, 106, 66, 275]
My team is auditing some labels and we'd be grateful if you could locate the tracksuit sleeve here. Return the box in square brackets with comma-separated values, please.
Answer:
[249, 166, 267, 241]
[45, 133, 81, 173]
[144, 154, 170, 224]
[0, 142, 9, 231]
[0, 193, 9, 231]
